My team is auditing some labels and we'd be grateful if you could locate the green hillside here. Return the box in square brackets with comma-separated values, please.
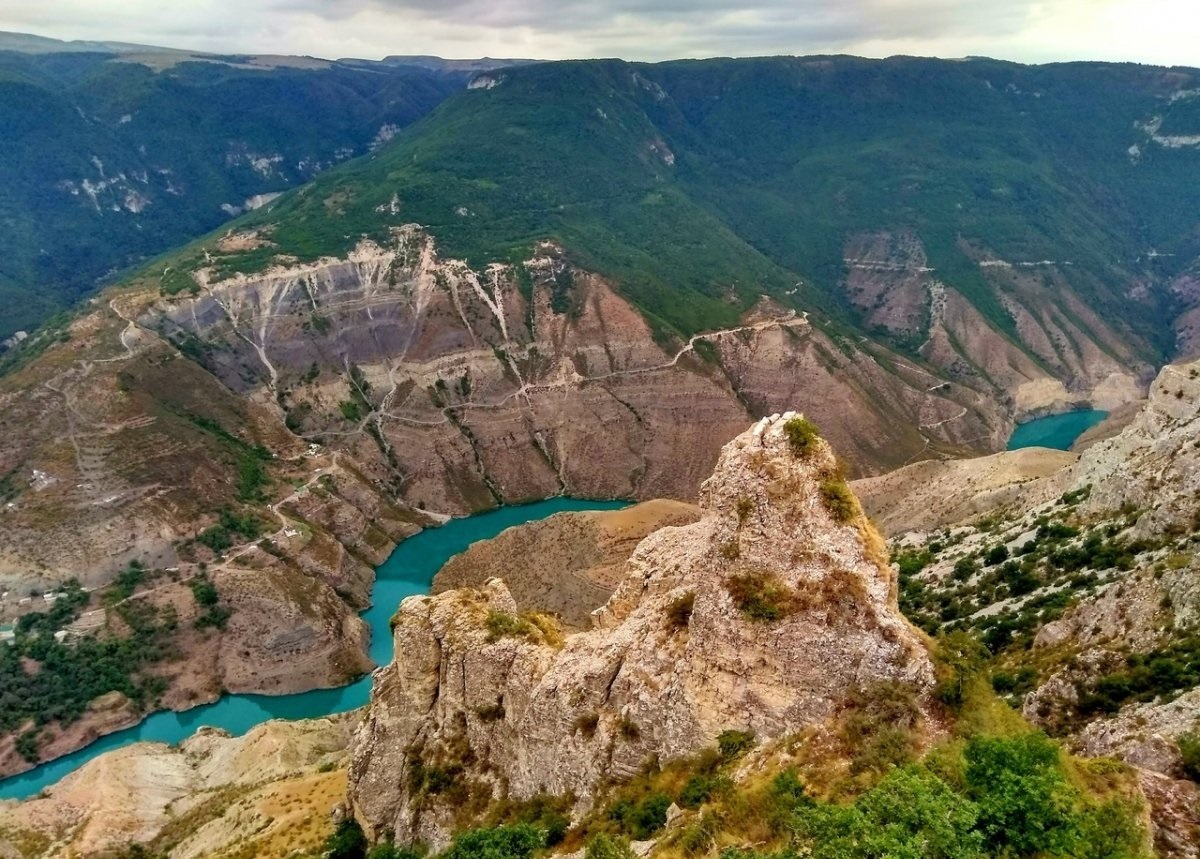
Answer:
[196, 55, 1200, 351]
[0, 49, 469, 337]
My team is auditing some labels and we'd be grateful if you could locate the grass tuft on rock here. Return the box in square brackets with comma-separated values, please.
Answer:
[819, 478, 856, 523]
[726, 570, 798, 622]
[486, 610, 533, 642]
[783, 417, 820, 458]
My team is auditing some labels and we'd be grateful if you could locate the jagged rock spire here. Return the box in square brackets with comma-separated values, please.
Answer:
[349, 416, 934, 847]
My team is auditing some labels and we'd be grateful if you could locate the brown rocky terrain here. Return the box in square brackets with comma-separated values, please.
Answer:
[0, 715, 355, 859]
[348, 414, 935, 848]
[0, 222, 1162, 781]
[840, 231, 1151, 419]
[433, 500, 700, 628]
[0, 288, 435, 776]
[853, 447, 1076, 536]
[0, 223, 1022, 775]
[145, 229, 1015, 506]
[856, 353, 1200, 539]
[3, 405, 1198, 856]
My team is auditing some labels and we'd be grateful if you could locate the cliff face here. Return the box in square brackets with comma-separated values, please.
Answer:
[348, 415, 934, 847]
[147, 229, 1016, 508]
[839, 230, 1149, 421]
[0, 715, 355, 859]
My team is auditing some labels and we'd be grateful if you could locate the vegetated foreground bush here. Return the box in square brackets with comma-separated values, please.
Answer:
[320, 716, 1146, 859]
[688, 731, 1145, 859]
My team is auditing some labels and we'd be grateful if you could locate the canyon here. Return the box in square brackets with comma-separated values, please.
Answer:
[1, 48, 1200, 859]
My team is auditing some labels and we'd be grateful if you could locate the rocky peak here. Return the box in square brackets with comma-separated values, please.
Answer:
[348, 415, 934, 847]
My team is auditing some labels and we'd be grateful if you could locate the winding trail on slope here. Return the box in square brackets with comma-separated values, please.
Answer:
[375, 312, 812, 429]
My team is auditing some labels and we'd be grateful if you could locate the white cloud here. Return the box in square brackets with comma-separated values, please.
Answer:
[0, 0, 1196, 65]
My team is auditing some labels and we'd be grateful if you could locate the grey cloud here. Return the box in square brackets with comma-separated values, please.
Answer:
[341, 0, 1036, 45]
[251, 0, 1039, 61]
[0, 0, 1190, 68]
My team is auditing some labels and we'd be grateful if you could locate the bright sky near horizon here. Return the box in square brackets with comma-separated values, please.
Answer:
[0, 0, 1197, 65]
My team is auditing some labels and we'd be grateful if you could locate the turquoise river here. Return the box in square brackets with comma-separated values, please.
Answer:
[1006, 409, 1109, 451]
[0, 497, 627, 801]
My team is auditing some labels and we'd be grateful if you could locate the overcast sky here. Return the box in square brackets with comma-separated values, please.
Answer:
[1, 0, 1197, 65]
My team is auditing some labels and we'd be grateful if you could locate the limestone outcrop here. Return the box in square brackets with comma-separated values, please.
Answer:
[1059, 357, 1200, 533]
[0, 715, 355, 859]
[348, 416, 935, 846]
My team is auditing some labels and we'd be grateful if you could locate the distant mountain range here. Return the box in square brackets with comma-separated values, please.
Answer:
[158, 55, 1200, 395]
[0, 30, 191, 55]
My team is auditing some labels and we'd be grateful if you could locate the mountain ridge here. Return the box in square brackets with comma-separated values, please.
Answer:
[155, 54, 1200, 403]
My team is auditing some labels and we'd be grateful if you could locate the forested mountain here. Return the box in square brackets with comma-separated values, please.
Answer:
[0, 38, 479, 336]
[200, 56, 1200, 362]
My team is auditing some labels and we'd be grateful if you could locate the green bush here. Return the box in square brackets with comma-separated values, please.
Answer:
[190, 574, 231, 630]
[609, 791, 671, 840]
[585, 834, 636, 859]
[1076, 633, 1200, 717]
[717, 729, 757, 760]
[367, 845, 423, 859]
[984, 544, 1010, 566]
[932, 631, 989, 711]
[340, 400, 365, 422]
[964, 732, 1082, 857]
[107, 563, 147, 603]
[323, 819, 368, 859]
[678, 773, 721, 809]
[843, 682, 922, 778]
[195, 508, 265, 555]
[819, 479, 855, 523]
[783, 417, 820, 458]
[795, 767, 984, 859]
[952, 557, 978, 582]
[487, 792, 572, 847]
[485, 611, 532, 642]
[15, 729, 40, 763]
[190, 576, 219, 607]
[894, 550, 933, 577]
[1179, 731, 1200, 781]
[442, 825, 544, 859]
[677, 811, 722, 857]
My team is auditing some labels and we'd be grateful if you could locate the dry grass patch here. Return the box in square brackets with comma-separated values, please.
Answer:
[726, 570, 798, 622]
